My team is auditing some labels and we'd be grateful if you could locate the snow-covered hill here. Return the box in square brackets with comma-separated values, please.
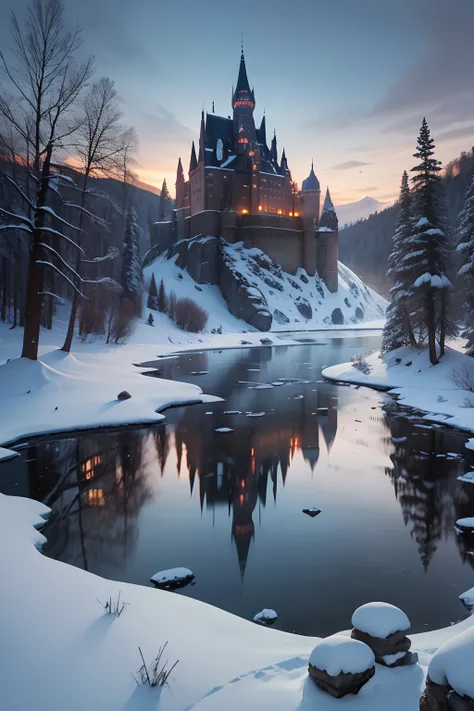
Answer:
[145, 241, 386, 333]
[336, 196, 390, 227]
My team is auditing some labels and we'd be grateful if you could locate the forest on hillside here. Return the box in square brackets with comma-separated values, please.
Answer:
[339, 149, 474, 296]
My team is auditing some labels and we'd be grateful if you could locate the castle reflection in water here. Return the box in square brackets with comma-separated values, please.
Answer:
[10, 365, 473, 582]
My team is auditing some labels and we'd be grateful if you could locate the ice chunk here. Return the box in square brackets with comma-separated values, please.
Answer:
[303, 507, 321, 518]
[246, 412, 265, 418]
[215, 427, 234, 433]
[352, 602, 410, 638]
[309, 635, 375, 676]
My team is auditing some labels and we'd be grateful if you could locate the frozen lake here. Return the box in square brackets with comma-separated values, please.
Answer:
[2, 332, 474, 636]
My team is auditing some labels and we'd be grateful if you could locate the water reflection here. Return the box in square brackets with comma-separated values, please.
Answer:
[2, 337, 474, 635]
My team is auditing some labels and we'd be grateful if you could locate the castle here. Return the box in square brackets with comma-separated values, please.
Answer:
[153, 50, 339, 294]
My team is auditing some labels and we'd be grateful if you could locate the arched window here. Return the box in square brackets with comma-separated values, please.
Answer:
[216, 138, 223, 162]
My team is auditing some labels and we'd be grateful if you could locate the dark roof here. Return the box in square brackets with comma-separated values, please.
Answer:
[302, 162, 320, 191]
[189, 141, 197, 172]
[235, 52, 251, 94]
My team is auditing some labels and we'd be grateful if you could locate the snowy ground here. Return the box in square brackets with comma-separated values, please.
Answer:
[1, 491, 473, 711]
[323, 346, 474, 441]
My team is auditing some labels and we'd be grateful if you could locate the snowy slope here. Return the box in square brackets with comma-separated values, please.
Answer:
[145, 242, 386, 333]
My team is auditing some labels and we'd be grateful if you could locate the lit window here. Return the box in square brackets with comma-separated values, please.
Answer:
[294, 211, 300, 217]
[87, 489, 105, 507]
[242, 209, 248, 214]
[278, 209, 282, 215]
[289, 211, 293, 217]
[258, 205, 263, 211]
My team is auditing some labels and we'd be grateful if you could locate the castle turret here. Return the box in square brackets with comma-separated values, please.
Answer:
[189, 141, 198, 173]
[232, 50, 256, 154]
[300, 161, 321, 277]
[270, 130, 278, 164]
[316, 187, 338, 293]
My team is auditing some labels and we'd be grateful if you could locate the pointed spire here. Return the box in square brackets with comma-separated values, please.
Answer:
[198, 111, 205, 163]
[212, 100, 215, 113]
[280, 147, 289, 175]
[236, 50, 251, 94]
[319, 187, 338, 231]
[176, 157, 184, 184]
[257, 114, 267, 146]
[270, 130, 277, 163]
[189, 141, 197, 173]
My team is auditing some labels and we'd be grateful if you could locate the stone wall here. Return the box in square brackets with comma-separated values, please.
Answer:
[316, 229, 338, 293]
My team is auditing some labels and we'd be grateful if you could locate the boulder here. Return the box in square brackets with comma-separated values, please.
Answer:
[253, 608, 278, 625]
[303, 507, 321, 518]
[220, 257, 272, 331]
[351, 602, 417, 668]
[295, 296, 312, 320]
[331, 308, 344, 325]
[273, 309, 290, 325]
[308, 636, 375, 699]
[117, 391, 132, 401]
[420, 678, 474, 711]
[150, 567, 194, 590]
[187, 236, 220, 284]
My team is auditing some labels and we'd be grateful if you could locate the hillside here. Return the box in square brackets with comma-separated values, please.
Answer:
[338, 149, 474, 296]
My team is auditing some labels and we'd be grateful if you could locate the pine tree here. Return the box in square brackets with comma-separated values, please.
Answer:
[319, 188, 338, 231]
[121, 207, 143, 314]
[409, 119, 453, 364]
[159, 179, 171, 221]
[382, 172, 417, 352]
[147, 272, 158, 310]
[457, 173, 474, 354]
[158, 279, 166, 313]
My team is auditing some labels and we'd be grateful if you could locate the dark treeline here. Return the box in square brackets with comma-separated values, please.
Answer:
[0, 0, 163, 357]
[339, 149, 474, 297]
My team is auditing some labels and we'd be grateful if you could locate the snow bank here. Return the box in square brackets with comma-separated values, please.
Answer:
[0, 447, 19, 462]
[428, 626, 474, 698]
[460, 587, 474, 609]
[309, 635, 375, 676]
[352, 602, 410, 638]
[0, 349, 217, 446]
[323, 345, 474, 436]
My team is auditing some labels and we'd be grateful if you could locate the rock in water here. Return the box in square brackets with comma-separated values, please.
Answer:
[351, 601, 417, 668]
[253, 609, 278, 625]
[308, 635, 375, 699]
[117, 391, 132, 401]
[303, 507, 321, 518]
[150, 567, 194, 589]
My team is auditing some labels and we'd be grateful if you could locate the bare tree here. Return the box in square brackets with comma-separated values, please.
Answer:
[0, 0, 93, 360]
[62, 77, 128, 352]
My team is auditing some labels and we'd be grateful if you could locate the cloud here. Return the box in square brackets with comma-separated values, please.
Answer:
[140, 106, 194, 140]
[436, 124, 474, 144]
[328, 161, 372, 171]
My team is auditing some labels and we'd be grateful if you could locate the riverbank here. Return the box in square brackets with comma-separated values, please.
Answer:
[1, 491, 473, 711]
[323, 346, 474, 441]
[0, 312, 383, 449]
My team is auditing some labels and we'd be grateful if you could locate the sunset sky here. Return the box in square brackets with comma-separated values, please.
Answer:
[1, 0, 474, 204]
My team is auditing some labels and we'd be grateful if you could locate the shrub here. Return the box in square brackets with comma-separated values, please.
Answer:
[174, 297, 208, 332]
[97, 590, 128, 617]
[351, 354, 371, 375]
[133, 644, 179, 687]
[108, 297, 135, 344]
[450, 363, 474, 393]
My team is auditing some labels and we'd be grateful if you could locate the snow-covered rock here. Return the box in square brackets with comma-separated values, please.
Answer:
[352, 602, 410, 639]
[302, 507, 321, 518]
[215, 427, 233, 433]
[309, 636, 375, 677]
[150, 567, 195, 588]
[456, 517, 474, 530]
[427, 626, 474, 699]
[460, 586, 474, 610]
[253, 609, 278, 625]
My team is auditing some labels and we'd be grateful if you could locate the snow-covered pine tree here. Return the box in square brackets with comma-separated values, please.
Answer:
[147, 272, 158, 310]
[158, 279, 166, 313]
[121, 207, 143, 314]
[382, 171, 417, 352]
[409, 118, 453, 364]
[159, 179, 171, 221]
[457, 173, 474, 354]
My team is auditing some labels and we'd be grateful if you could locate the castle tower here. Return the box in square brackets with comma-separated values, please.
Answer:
[175, 157, 185, 209]
[300, 162, 321, 276]
[316, 187, 339, 293]
[232, 50, 256, 155]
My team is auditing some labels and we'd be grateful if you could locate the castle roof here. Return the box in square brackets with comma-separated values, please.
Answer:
[236, 51, 251, 94]
[302, 162, 320, 191]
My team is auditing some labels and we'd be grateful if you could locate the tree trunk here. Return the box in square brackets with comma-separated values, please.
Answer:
[61, 177, 88, 352]
[404, 307, 416, 347]
[439, 291, 447, 358]
[426, 291, 438, 366]
[1, 256, 7, 321]
[21, 144, 52, 360]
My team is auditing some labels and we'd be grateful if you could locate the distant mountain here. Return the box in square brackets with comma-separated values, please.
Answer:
[338, 148, 474, 297]
[335, 196, 390, 227]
